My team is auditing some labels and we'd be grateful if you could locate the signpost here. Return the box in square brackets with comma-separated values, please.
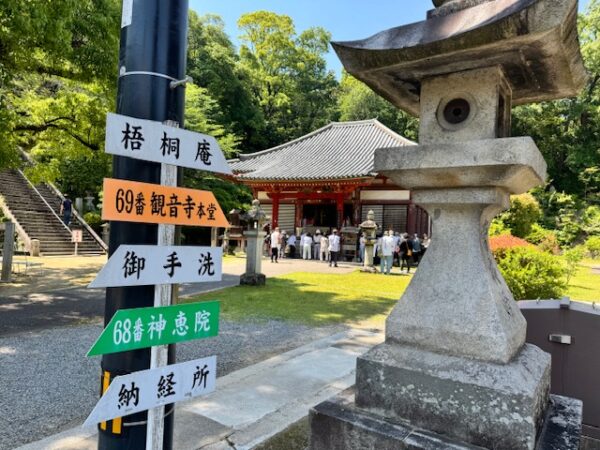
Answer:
[101, 2, 190, 448]
[105, 113, 232, 175]
[72, 229, 83, 256]
[95, 1, 232, 448]
[83, 356, 217, 430]
[102, 178, 229, 228]
[1, 222, 14, 282]
[146, 160, 178, 449]
[89, 245, 223, 288]
[87, 301, 219, 356]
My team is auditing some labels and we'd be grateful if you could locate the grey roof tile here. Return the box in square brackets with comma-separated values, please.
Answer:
[229, 119, 415, 181]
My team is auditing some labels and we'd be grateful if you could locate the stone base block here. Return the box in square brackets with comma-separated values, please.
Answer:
[240, 273, 266, 286]
[355, 343, 551, 449]
[309, 389, 582, 450]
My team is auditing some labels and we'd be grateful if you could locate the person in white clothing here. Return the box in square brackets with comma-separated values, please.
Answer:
[313, 230, 321, 259]
[270, 227, 281, 263]
[380, 231, 395, 275]
[302, 233, 313, 260]
[320, 234, 329, 262]
[328, 229, 341, 267]
[359, 233, 366, 262]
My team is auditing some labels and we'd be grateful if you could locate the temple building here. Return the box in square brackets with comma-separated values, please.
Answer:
[228, 119, 430, 236]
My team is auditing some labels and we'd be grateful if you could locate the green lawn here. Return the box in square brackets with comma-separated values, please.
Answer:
[566, 262, 600, 303]
[185, 271, 411, 329]
[185, 263, 599, 329]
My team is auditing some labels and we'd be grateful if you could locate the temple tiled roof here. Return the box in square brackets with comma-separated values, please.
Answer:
[229, 119, 415, 182]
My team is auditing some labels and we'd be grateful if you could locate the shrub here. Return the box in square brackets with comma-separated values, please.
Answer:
[489, 218, 509, 237]
[533, 189, 584, 246]
[555, 213, 583, 247]
[494, 246, 567, 300]
[563, 245, 585, 284]
[586, 236, 600, 259]
[497, 193, 542, 238]
[83, 211, 103, 233]
[526, 224, 560, 254]
[489, 234, 531, 255]
[582, 205, 600, 236]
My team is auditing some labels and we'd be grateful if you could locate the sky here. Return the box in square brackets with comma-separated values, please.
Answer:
[189, 0, 592, 77]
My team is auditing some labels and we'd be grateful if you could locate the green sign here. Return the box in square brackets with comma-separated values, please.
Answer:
[88, 301, 219, 356]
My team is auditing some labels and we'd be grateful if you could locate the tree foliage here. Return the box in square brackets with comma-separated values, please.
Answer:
[496, 194, 542, 238]
[237, 11, 339, 149]
[0, 0, 120, 168]
[494, 247, 567, 300]
[512, 0, 600, 198]
[3, 1, 599, 236]
[187, 12, 263, 152]
[0, 0, 119, 199]
[337, 73, 419, 141]
[183, 83, 251, 214]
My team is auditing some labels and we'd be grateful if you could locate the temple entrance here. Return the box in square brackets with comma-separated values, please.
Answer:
[302, 203, 336, 228]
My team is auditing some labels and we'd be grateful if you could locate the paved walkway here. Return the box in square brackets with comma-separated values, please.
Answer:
[0, 256, 359, 337]
[1, 254, 358, 297]
[1, 254, 371, 449]
[15, 328, 382, 450]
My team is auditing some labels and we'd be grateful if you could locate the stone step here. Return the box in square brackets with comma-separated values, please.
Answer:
[0, 169, 105, 254]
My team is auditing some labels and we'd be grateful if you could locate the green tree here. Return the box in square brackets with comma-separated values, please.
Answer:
[532, 187, 585, 245]
[512, 1, 600, 197]
[237, 11, 339, 149]
[338, 73, 419, 141]
[187, 12, 264, 152]
[10, 75, 114, 197]
[0, 0, 120, 168]
[183, 83, 250, 215]
[185, 84, 241, 158]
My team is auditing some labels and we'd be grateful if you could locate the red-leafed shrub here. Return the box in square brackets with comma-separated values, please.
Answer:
[488, 233, 567, 300]
[489, 234, 531, 254]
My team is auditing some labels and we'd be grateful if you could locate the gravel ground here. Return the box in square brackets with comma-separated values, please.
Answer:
[0, 319, 346, 450]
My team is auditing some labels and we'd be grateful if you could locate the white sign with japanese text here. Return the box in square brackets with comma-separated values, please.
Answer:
[83, 356, 216, 429]
[71, 229, 83, 243]
[89, 245, 222, 288]
[105, 112, 233, 175]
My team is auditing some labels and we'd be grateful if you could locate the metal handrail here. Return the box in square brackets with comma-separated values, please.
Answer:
[17, 148, 107, 252]
[19, 169, 73, 235]
[44, 180, 108, 252]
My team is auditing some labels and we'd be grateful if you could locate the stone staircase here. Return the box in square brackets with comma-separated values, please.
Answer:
[0, 169, 106, 256]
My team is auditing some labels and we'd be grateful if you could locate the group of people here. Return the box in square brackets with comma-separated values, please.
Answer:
[366, 231, 429, 275]
[265, 226, 429, 274]
[266, 228, 342, 267]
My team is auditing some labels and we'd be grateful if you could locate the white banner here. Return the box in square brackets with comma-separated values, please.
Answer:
[89, 245, 222, 288]
[105, 113, 232, 175]
[83, 356, 217, 429]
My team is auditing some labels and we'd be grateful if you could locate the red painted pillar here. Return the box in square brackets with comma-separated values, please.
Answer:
[353, 190, 361, 226]
[272, 194, 280, 228]
[336, 194, 344, 228]
[295, 199, 303, 231]
[407, 204, 416, 235]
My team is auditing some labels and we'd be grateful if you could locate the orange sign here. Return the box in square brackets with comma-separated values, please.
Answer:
[102, 178, 229, 227]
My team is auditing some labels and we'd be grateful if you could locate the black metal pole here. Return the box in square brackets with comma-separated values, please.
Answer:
[99, 1, 188, 448]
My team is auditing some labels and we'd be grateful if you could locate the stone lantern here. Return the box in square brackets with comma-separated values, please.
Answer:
[359, 209, 378, 272]
[310, 1, 586, 449]
[240, 199, 267, 286]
